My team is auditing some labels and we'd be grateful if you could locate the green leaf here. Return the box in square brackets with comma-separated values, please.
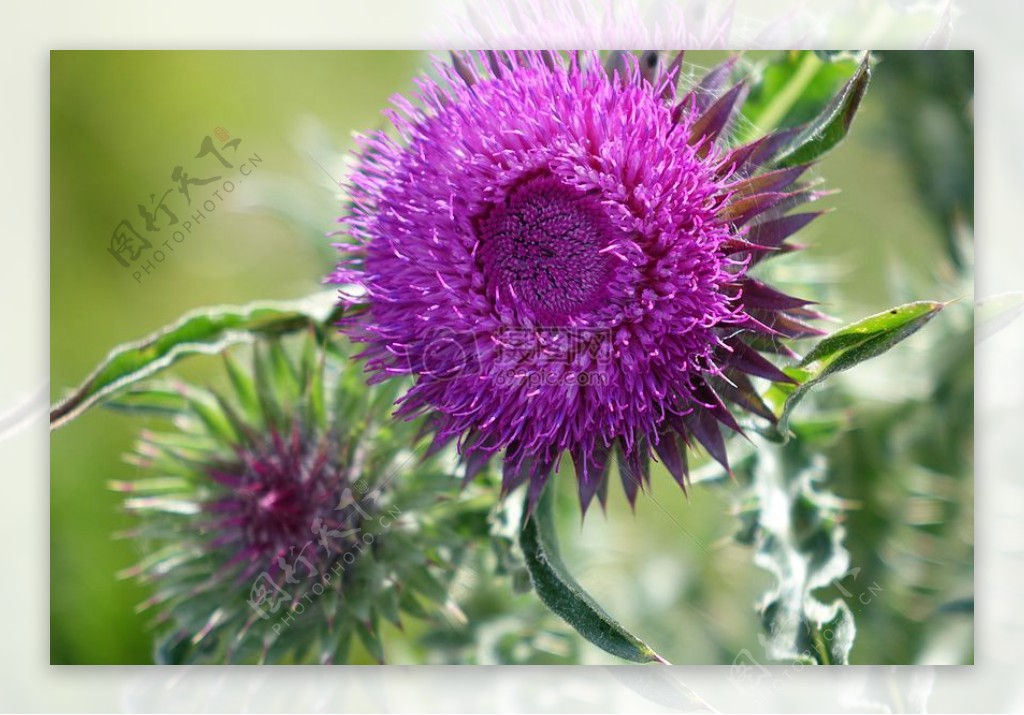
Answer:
[184, 390, 239, 445]
[105, 381, 191, 416]
[355, 619, 385, 664]
[376, 584, 403, 630]
[251, 342, 285, 430]
[302, 333, 329, 430]
[519, 485, 668, 664]
[223, 349, 260, 421]
[49, 291, 342, 430]
[771, 54, 872, 168]
[741, 51, 861, 140]
[746, 441, 857, 665]
[777, 301, 945, 434]
[268, 339, 301, 406]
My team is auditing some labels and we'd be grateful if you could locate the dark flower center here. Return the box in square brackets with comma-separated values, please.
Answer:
[476, 175, 616, 323]
[243, 481, 309, 550]
[206, 437, 366, 570]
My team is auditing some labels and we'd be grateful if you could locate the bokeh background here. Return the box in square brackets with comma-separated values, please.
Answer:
[50, 50, 973, 665]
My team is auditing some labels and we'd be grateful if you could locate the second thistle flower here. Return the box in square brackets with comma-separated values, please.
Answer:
[114, 334, 482, 663]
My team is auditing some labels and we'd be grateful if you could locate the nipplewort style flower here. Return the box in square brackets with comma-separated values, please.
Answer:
[112, 334, 478, 664]
[329, 50, 833, 514]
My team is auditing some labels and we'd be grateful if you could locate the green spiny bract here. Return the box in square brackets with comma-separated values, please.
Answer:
[112, 332, 491, 663]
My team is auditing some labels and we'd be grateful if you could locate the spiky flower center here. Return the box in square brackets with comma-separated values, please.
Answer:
[242, 481, 307, 551]
[476, 175, 617, 323]
[207, 432, 363, 570]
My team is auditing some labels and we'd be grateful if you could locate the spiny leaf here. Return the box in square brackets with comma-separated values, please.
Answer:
[519, 485, 668, 664]
[747, 442, 856, 664]
[222, 350, 260, 421]
[268, 339, 301, 406]
[770, 54, 872, 169]
[355, 619, 385, 664]
[184, 390, 239, 445]
[741, 50, 861, 140]
[252, 342, 285, 430]
[303, 336, 329, 430]
[105, 382, 191, 416]
[777, 301, 945, 435]
[50, 291, 342, 430]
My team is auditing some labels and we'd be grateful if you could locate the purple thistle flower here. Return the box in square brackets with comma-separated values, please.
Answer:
[329, 51, 826, 514]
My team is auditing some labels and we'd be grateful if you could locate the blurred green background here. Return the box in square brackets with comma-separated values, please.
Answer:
[50, 51, 973, 665]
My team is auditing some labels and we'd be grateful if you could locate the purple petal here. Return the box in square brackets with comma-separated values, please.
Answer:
[711, 371, 778, 424]
[749, 309, 827, 339]
[740, 278, 816, 311]
[728, 163, 811, 199]
[686, 82, 747, 148]
[501, 451, 531, 496]
[572, 441, 611, 516]
[615, 439, 649, 508]
[683, 409, 730, 475]
[725, 338, 799, 385]
[652, 430, 689, 491]
[659, 50, 686, 100]
[745, 211, 824, 263]
[526, 456, 557, 515]
[719, 189, 809, 227]
[684, 55, 740, 113]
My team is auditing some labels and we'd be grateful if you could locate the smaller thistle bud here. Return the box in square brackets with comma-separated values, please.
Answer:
[112, 333, 479, 664]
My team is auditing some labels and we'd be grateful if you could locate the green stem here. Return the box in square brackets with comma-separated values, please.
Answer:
[812, 625, 832, 665]
[754, 51, 821, 135]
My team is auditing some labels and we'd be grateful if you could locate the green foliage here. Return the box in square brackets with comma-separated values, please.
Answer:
[115, 333, 497, 664]
[735, 50, 871, 172]
[741, 440, 857, 664]
[741, 51, 862, 138]
[770, 55, 872, 168]
[49, 50, 974, 666]
[519, 485, 668, 664]
[413, 496, 580, 664]
[815, 304, 973, 665]
[50, 292, 342, 430]
[733, 294, 956, 665]
[772, 301, 946, 435]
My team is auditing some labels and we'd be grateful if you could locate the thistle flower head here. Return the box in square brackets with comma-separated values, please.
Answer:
[330, 51, 827, 513]
[114, 334, 476, 663]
